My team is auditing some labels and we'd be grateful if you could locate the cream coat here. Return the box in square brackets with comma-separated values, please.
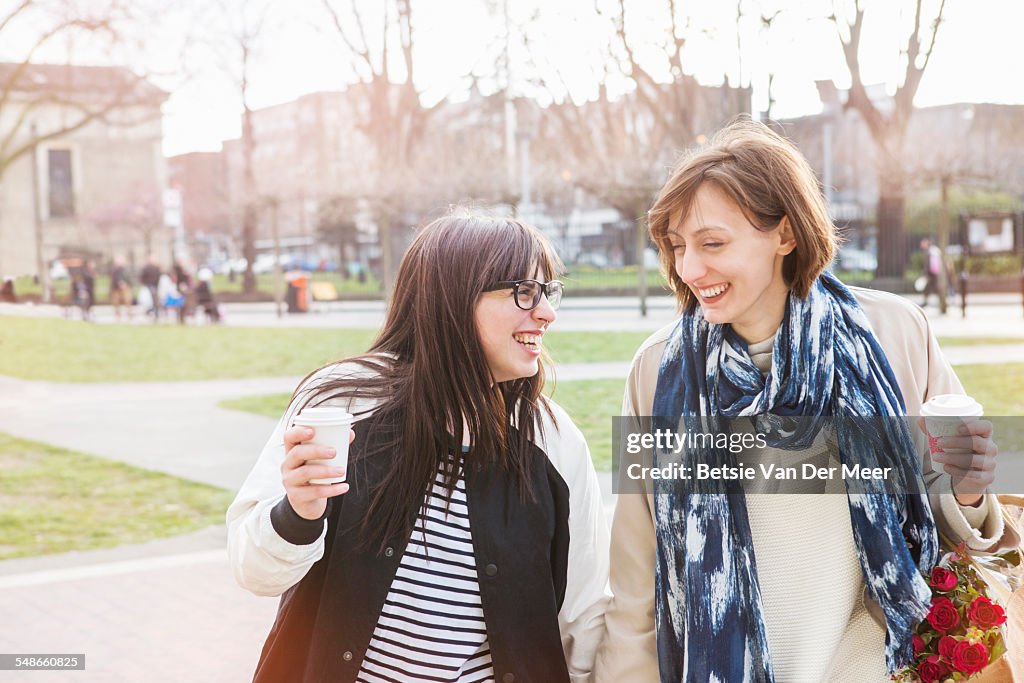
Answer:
[594, 287, 1011, 683]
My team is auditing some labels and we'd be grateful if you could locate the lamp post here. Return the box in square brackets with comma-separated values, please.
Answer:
[267, 196, 283, 319]
[937, 174, 951, 315]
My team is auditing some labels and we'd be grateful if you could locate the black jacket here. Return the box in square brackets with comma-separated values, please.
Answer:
[246, 408, 598, 683]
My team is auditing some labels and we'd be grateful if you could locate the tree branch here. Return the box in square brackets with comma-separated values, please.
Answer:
[320, 0, 373, 76]
[0, 0, 34, 35]
[834, 0, 889, 143]
[896, 0, 946, 120]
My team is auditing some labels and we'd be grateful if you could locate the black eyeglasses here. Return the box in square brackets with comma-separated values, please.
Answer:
[483, 279, 564, 310]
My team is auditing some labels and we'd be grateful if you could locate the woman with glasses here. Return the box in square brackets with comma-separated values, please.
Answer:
[228, 213, 608, 683]
[594, 119, 1012, 682]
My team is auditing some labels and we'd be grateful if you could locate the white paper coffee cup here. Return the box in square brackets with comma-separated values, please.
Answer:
[921, 394, 983, 473]
[292, 406, 354, 484]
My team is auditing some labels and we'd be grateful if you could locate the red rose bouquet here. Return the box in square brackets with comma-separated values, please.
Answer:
[893, 544, 1008, 682]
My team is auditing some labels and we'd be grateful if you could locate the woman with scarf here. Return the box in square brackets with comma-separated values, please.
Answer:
[594, 119, 1013, 682]
[228, 214, 609, 683]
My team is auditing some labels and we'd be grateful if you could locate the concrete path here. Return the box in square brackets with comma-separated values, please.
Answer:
[6, 291, 1024, 336]
[2, 296, 1024, 681]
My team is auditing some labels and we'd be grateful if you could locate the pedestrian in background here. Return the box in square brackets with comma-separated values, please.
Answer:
[140, 255, 162, 322]
[157, 271, 182, 322]
[920, 237, 942, 307]
[194, 268, 220, 323]
[0, 276, 15, 303]
[70, 261, 95, 322]
[109, 258, 133, 322]
[171, 261, 192, 324]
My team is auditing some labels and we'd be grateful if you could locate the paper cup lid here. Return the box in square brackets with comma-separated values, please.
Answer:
[921, 394, 983, 417]
[293, 406, 354, 426]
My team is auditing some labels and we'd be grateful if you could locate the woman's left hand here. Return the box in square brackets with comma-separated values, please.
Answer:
[919, 417, 997, 506]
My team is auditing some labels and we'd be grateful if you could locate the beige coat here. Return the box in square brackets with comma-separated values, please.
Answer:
[594, 287, 1012, 682]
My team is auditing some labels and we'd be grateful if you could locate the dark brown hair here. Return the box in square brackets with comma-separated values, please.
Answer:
[649, 116, 838, 309]
[292, 213, 562, 551]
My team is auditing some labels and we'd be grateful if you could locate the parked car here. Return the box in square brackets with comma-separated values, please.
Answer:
[837, 247, 877, 272]
[50, 260, 69, 280]
[212, 258, 248, 275]
[252, 254, 294, 274]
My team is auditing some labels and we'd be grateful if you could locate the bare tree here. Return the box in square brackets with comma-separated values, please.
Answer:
[316, 194, 361, 271]
[207, 0, 275, 295]
[87, 190, 165, 260]
[738, 0, 784, 120]
[527, 0, 749, 312]
[318, 0, 447, 292]
[831, 0, 948, 277]
[0, 1, 166, 294]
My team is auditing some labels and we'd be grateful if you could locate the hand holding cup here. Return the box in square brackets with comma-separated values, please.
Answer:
[919, 394, 996, 506]
[281, 408, 355, 520]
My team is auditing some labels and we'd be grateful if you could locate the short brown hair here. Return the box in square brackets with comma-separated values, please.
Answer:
[649, 117, 837, 309]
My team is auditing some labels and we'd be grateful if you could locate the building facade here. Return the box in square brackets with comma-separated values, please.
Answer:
[0, 63, 168, 277]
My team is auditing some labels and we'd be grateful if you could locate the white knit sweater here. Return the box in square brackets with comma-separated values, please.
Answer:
[747, 334, 996, 682]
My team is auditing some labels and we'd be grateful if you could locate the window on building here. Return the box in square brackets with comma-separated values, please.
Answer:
[48, 149, 74, 218]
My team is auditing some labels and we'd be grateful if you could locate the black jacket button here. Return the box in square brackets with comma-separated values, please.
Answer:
[501, 674, 515, 683]
[484, 563, 498, 577]
[342, 651, 353, 661]
[384, 546, 395, 558]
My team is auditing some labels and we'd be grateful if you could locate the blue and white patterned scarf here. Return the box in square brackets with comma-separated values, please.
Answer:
[651, 271, 938, 682]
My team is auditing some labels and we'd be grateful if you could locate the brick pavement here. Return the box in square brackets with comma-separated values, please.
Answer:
[0, 548, 276, 682]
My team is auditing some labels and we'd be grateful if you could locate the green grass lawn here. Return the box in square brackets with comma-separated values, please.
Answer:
[956, 363, 1024, 455]
[207, 271, 382, 297]
[936, 337, 1024, 347]
[13, 271, 383, 303]
[0, 432, 234, 560]
[4, 315, 1021, 383]
[0, 316, 378, 382]
[561, 267, 669, 291]
[220, 377, 626, 471]
[0, 316, 651, 382]
[956, 364, 1024, 415]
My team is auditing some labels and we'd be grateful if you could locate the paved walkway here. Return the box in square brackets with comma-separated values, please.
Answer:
[2, 298, 1024, 681]
[6, 291, 1024, 336]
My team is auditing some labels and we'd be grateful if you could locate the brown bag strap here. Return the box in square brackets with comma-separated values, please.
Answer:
[998, 494, 1024, 509]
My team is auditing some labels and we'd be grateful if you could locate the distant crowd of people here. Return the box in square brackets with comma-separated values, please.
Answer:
[59, 256, 220, 324]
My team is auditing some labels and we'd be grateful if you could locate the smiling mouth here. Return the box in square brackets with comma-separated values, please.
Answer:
[696, 283, 730, 302]
[513, 333, 541, 349]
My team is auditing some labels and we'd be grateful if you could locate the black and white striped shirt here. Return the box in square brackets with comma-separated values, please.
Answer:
[356, 460, 495, 683]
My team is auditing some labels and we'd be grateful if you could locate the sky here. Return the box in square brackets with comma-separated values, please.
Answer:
[4, 0, 1024, 157]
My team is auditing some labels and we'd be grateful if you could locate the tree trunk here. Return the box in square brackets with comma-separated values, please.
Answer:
[875, 192, 906, 279]
[242, 201, 257, 294]
[874, 150, 908, 280]
[378, 211, 393, 295]
[635, 198, 649, 317]
[241, 92, 257, 295]
[937, 175, 951, 315]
